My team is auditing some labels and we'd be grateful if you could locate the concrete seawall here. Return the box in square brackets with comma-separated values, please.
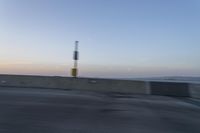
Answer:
[0, 74, 199, 98]
[189, 83, 200, 99]
[150, 82, 190, 97]
[0, 74, 148, 94]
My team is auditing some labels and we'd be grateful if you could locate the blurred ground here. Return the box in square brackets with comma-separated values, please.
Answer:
[0, 87, 200, 133]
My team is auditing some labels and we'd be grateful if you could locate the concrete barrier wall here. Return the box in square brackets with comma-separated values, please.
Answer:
[0, 74, 148, 94]
[0, 74, 200, 98]
[189, 83, 200, 99]
[150, 82, 190, 97]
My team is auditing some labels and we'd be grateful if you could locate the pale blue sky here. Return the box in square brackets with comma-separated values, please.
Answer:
[0, 0, 200, 78]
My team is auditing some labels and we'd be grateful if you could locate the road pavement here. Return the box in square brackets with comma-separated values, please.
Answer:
[0, 87, 200, 133]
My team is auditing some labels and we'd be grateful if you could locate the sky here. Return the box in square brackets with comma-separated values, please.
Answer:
[0, 0, 200, 78]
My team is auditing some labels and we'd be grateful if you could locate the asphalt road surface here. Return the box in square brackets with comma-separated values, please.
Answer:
[0, 87, 200, 133]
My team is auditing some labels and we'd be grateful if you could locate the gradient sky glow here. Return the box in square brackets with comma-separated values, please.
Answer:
[0, 0, 200, 78]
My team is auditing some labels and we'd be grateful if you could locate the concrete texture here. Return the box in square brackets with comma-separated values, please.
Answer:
[150, 82, 190, 97]
[0, 87, 200, 133]
[0, 74, 200, 98]
[0, 74, 147, 94]
[189, 83, 200, 99]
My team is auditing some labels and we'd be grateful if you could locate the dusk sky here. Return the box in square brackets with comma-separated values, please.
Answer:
[0, 0, 200, 78]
